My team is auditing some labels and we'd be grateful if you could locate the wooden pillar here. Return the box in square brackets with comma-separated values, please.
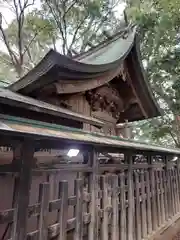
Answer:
[134, 171, 141, 240]
[88, 149, 99, 240]
[100, 175, 109, 240]
[149, 156, 158, 230]
[111, 174, 119, 240]
[155, 170, 161, 226]
[159, 170, 165, 224]
[127, 153, 134, 240]
[165, 156, 172, 218]
[120, 171, 126, 240]
[140, 169, 147, 238]
[145, 168, 152, 235]
[12, 140, 35, 240]
[57, 181, 68, 240]
[175, 164, 180, 212]
[74, 179, 84, 240]
[38, 183, 50, 240]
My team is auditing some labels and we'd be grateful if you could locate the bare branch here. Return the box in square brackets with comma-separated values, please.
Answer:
[69, 14, 88, 51]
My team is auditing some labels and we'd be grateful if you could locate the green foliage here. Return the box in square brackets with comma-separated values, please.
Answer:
[126, 0, 180, 147]
[0, 0, 122, 79]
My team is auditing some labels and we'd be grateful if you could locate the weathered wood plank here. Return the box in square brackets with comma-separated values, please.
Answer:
[155, 170, 161, 226]
[120, 172, 126, 240]
[38, 183, 49, 240]
[127, 154, 134, 240]
[57, 180, 68, 240]
[74, 179, 84, 240]
[88, 149, 99, 240]
[100, 175, 109, 240]
[134, 171, 141, 240]
[169, 168, 175, 216]
[150, 163, 157, 230]
[175, 167, 180, 212]
[172, 168, 178, 214]
[159, 170, 165, 224]
[140, 170, 147, 238]
[162, 170, 168, 221]
[111, 175, 119, 240]
[145, 170, 152, 234]
[12, 140, 35, 240]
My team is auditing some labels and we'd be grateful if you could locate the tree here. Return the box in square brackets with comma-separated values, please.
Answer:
[43, 0, 124, 55]
[126, 0, 180, 147]
[0, 0, 124, 80]
[0, 0, 57, 79]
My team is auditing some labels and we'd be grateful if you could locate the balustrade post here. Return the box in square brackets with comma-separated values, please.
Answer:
[88, 148, 99, 240]
[12, 139, 35, 240]
[149, 155, 158, 231]
[165, 156, 172, 218]
[176, 157, 180, 212]
[127, 152, 134, 240]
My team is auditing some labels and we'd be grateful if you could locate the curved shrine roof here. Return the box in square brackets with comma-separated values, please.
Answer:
[8, 25, 161, 122]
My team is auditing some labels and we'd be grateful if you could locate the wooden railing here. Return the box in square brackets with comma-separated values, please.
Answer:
[0, 148, 180, 240]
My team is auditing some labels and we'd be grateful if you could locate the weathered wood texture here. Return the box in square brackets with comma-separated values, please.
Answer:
[0, 150, 180, 240]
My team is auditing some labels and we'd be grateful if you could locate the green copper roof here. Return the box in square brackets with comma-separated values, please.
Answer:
[76, 27, 136, 65]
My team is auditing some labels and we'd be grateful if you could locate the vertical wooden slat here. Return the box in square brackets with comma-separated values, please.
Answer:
[149, 160, 157, 230]
[169, 168, 175, 216]
[74, 179, 84, 240]
[166, 167, 172, 218]
[57, 180, 68, 240]
[140, 170, 147, 238]
[100, 175, 109, 240]
[111, 174, 119, 240]
[134, 171, 141, 240]
[177, 160, 180, 212]
[159, 170, 165, 224]
[155, 170, 161, 226]
[145, 170, 152, 235]
[127, 154, 134, 240]
[175, 167, 180, 212]
[172, 168, 178, 214]
[12, 140, 35, 240]
[162, 169, 168, 221]
[38, 183, 49, 240]
[88, 149, 98, 240]
[120, 172, 126, 240]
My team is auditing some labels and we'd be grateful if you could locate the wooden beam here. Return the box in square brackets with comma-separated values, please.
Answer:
[123, 62, 148, 118]
[12, 140, 35, 240]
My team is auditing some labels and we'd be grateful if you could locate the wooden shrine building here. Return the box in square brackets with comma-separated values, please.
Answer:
[0, 24, 180, 240]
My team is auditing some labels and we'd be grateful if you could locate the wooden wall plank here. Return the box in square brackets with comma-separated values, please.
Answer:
[74, 179, 84, 240]
[169, 169, 175, 216]
[100, 175, 109, 240]
[172, 169, 178, 214]
[150, 164, 157, 230]
[12, 140, 35, 240]
[111, 175, 119, 240]
[88, 149, 98, 240]
[145, 170, 152, 235]
[134, 171, 141, 240]
[140, 170, 147, 238]
[38, 183, 49, 240]
[175, 168, 180, 212]
[155, 170, 161, 227]
[57, 180, 68, 240]
[120, 172, 126, 240]
[159, 170, 165, 224]
[127, 154, 134, 240]
[162, 170, 168, 221]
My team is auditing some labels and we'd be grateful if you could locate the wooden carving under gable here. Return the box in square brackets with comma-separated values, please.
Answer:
[86, 84, 124, 120]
